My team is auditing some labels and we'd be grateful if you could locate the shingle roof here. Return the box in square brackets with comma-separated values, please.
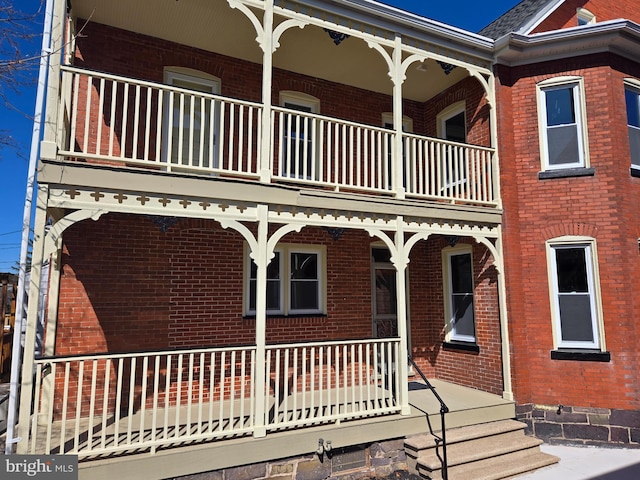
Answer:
[479, 0, 558, 39]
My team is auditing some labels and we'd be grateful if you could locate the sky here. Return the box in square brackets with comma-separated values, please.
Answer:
[0, 0, 521, 272]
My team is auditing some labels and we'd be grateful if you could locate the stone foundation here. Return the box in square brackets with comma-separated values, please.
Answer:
[517, 403, 640, 448]
[173, 439, 409, 480]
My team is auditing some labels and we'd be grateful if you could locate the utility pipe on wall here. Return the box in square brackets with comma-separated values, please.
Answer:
[5, 0, 55, 454]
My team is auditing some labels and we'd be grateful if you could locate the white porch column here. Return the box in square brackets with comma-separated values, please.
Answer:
[259, 0, 274, 183]
[393, 217, 411, 415]
[495, 229, 513, 401]
[391, 36, 405, 200]
[253, 204, 269, 437]
[16, 185, 50, 454]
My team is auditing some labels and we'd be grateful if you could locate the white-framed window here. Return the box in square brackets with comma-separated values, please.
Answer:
[164, 68, 220, 169]
[245, 244, 325, 316]
[624, 80, 640, 170]
[547, 237, 604, 350]
[537, 77, 589, 170]
[279, 91, 320, 180]
[437, 102, 467, 189]
[577, 8, 596, 26]
[442, 245, 476, 343]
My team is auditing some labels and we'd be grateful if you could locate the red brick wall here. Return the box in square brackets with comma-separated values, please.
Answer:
[496, 53, 640, 410]
[532, 0, 640, 33]
[409, 237, 503, 396]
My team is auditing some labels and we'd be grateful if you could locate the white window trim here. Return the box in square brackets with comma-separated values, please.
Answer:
[245, 244, 326, 316]
[279, 91, 320, 114]
[442, 244, 476, 343]
[381, 113, 413, 132]
[162, 68, 221, 168]
[577, 8, 596, 26]
[545, 236, 605, 351]
[537, 76, 589, 171]
[624, 78, 640, 170]
[436, 101, 466, 140]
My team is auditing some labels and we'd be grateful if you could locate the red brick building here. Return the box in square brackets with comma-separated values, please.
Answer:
[8, 0, 640, 478]
[484, 0, 640, 445]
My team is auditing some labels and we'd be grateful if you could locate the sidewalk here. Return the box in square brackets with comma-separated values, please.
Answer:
[515, 444, 640, 479]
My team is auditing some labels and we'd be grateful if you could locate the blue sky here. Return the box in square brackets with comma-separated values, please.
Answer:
[0, 0, 521, 271]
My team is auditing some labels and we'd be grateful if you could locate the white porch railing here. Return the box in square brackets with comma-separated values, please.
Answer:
[265, 339, 400, 431]
[28, 339, 400, 458]
[58, 66, 262, 178]
[56, 66, 498, 206]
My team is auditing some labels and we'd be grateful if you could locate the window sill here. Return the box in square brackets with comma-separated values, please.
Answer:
[442, 341, 480, 354]
[631, 167, 640, 178]
[243, 313, 327, 320]
[550, 350, 610, 362]
[538, 167, 595, 180]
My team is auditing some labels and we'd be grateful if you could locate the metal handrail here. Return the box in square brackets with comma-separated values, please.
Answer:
[408, 354, 449, 480]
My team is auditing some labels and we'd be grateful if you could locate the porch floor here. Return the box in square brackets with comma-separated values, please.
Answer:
[73, 379, 515, 480]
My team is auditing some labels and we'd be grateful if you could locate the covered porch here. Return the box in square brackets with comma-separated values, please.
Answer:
[15, 172, 512, 458]
[26, 355, 515, 479]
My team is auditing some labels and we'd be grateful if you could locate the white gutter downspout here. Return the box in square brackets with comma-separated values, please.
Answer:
[5, 0, 55, 454]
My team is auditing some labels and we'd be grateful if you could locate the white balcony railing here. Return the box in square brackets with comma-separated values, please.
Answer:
[57, 66, 497, 206]
[28, 339, 400, 458]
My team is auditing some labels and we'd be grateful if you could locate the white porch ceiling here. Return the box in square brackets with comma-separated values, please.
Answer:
[71, 0, 471, 102]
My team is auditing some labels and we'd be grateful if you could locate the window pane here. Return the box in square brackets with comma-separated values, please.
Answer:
[267, 253, 281, 280]
[625, 89, 640, 128]
[451, 253, 473, 294]
[547, 125, 579, 166]
[559, 294, 594, 342]
[291, 253, 317, 280]
[290, 281, 318, 310]
[444, 111, 466, 142]
[629, 126, 640, 167]
[372, 248, 392, 263]
[546, 87, 576, 126]
[375, 270, 397, 316]
[555, 248, 588, 293]
[452, 294, 475, 337]
[249, 253, 281, 312]
[290, 252, 319, 311]
[266, 279, 281, 310]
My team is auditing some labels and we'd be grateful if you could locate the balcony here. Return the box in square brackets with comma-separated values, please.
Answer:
[55, 66, 498, 207]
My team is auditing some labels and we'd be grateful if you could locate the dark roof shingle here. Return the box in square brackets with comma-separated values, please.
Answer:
[479, 0, 557, 39]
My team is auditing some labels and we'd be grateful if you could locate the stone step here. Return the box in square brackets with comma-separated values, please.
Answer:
[418, 434, 542, 471]
[406, 420, 559, 480]
[405, 419, 525, 453]
[418, 446, 559, 480]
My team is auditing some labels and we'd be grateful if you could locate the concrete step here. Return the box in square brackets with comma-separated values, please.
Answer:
[405, 420, 559, 480]
[424, 447, 559, 480]
[406, 419, 525, 453]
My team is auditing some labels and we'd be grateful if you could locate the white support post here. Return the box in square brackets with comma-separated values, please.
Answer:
[394, 217, 411, 415]
[487, 73, 502, 209]
[495, 228, 514, 401]
[43, 0, 66, 144]
[259, 0, 274, 183]
[392, 36, 405, 199]
[253, 205, 269, 437]
[16, 186, 50, 454]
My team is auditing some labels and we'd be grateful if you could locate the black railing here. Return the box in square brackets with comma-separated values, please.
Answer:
[408, 354, 449, 480]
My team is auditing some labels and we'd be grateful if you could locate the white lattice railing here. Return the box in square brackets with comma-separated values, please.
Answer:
[28, 339, 400, 458]
[56, 66, 498, 206]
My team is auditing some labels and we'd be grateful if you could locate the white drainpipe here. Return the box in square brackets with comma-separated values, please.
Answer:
[5, 0, 55, 454]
